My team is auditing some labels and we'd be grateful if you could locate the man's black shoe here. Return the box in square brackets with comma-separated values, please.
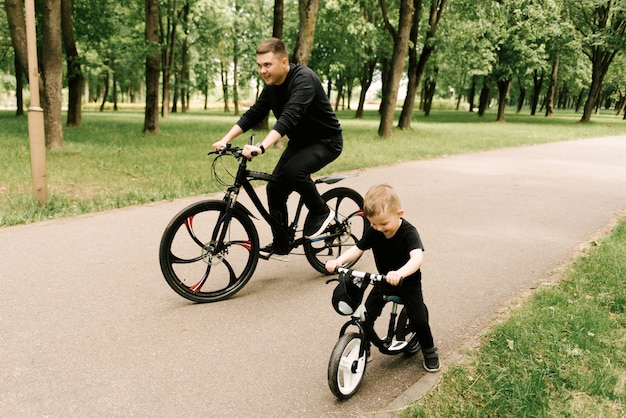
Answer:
[259, 243, 290, 262]
[305, 209, 335, 238]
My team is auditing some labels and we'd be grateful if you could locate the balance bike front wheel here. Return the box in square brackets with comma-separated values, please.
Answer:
[327, 332, 367, 399]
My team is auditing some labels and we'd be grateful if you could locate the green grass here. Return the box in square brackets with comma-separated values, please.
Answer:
[403, 218, 626, 417]
[1, 106, 625, 415]
[1, 108, 625, 226]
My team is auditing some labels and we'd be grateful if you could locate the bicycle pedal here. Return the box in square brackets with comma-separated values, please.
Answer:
[387, 340, 408, 352]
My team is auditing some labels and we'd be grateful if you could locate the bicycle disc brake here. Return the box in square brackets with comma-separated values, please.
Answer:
[201, 242, 225, 266]
[332, 219, 352, 244]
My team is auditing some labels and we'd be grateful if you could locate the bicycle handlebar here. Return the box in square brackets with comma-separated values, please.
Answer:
[336, 267, 386, 283]
[209, 144, 244, 158]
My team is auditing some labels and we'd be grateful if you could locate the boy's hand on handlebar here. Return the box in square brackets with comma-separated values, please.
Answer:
[385, 271, 403, 286]
[325, 260, 341, 274]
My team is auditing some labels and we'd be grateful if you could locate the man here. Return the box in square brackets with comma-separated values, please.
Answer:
[212, 38, 343, 261]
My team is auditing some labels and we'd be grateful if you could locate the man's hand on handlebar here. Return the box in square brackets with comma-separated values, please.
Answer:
[212, 139, 229, 151]
[242, 144, 263, 159]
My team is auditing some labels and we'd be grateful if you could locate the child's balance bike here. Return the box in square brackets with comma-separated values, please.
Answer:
[327, 267, 421, 399]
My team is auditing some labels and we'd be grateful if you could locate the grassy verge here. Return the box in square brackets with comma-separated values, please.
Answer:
[1, 108, 625, 226]
[403, 217, 626, 417]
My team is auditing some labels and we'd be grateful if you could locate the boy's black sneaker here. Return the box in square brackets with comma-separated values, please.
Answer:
[422, 346, 440, 372]
[305, 208, 334, 238]
[259, 243, 290, 262]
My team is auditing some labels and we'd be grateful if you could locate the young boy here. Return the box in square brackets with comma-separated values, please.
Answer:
[325, 184, 440, 372]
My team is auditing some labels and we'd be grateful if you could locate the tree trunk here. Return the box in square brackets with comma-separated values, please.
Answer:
[581, 58, 612, 122]
[378, 0, 414, 137]
[529, 69, 543, 116]
[423, 75, 437, 116]
[291, 0, 319, 65]
[496, 79, 511, 122]
[15, 55, 25, 116]
[615, 93, 625, 116]
[545, 55, 559, 118]
[41, 0, 64, 149]
[113, 70, 118, 111]
[398, 0, 445, 129]
[5, 0, 30, 116]
[171, 65, 179, 113]
[468, 77, 476, 112]
[4, 0, 29, 74]
[233, 37, 240, 116]
[477, 84, 490, 117]
[99, 71, 109, 112]
[160, 0, 178, 119]
[273, 0, 284, 38]
[455, 72, 466, 111]
[144, 0, 160, 134]
[61, 0, 83, 127]
[397, 0, 423, 128]
[220, 61, 230, 113]
[355, 58, 376, 118]
[181, 0, 189, 113]
[516, 78, 525, 113]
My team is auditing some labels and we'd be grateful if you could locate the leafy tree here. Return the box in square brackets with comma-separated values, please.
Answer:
[309, 0, 379, 113]
[398, 0, 447, 129]
[564, 0, 626, 122]
[378, 0, 415, 137]
[436, 0, 497, 113]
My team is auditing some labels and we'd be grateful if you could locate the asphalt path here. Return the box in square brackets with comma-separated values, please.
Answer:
[1, 135, 625, 417]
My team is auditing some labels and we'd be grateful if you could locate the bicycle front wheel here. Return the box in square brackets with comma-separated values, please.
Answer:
[159, 200, 259, 303]
[328, 332, 367, 399]
[304, 187, 369, 274]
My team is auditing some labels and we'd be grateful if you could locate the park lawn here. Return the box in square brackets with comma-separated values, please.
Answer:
[1, 107, 625, 414]
[403, 216, 626, 417]
[1, 107, 625, 227]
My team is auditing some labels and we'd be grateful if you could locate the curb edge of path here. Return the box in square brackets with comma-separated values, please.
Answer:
[373, 210, 626, 417]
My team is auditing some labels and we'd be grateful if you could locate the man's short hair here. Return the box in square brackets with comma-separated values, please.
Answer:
[256, 38, 288, 58]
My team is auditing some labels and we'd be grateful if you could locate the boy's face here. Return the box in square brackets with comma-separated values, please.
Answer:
[256, 52, 289, 86]
[367, 209, 404, 239]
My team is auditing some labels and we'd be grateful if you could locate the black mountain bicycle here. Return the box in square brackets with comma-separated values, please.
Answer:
[159, 139, 369, 303]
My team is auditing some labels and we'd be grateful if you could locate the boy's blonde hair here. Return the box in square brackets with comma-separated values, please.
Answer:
[363, 184, 401, 217]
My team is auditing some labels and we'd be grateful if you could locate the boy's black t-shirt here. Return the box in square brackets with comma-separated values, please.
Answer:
[356, 219, 424, 283]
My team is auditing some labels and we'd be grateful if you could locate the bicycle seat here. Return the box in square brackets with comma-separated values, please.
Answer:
[384, 295, 403, 304]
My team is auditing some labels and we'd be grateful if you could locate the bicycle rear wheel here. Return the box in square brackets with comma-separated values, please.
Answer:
[304, 187, 369, 274]
[159, 200, 259, 303]
[328, 332, 368, 399]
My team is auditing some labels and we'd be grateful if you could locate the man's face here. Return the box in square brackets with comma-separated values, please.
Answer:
[256, 52, 289, 86]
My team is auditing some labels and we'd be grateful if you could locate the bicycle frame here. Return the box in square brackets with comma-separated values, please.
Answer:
[335, 268, 409, 355]
[218, 144, 359, 255]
